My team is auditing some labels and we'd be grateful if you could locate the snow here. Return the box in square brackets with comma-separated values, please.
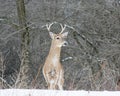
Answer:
[0, 89, 120, 96]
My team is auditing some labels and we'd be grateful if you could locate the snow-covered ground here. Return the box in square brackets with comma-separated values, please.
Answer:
[0, 89, 120, 96]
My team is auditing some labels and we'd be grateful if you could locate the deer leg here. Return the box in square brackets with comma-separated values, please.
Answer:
[58, 78, 64, 90]
[43, 71, 49, 86]
[49, 83, 56, 90]
[48, 78, 57, 90]
[58, 71, 64, 90]
[48, 71, 57, 90]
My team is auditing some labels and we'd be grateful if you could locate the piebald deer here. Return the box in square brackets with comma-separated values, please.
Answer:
[43, 23, 68, 90]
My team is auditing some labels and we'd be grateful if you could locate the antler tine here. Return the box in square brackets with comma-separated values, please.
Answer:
[46, 22, 55, 32]
[60, 24, 66, 34]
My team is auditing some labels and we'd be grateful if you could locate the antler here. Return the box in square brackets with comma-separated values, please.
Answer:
[46, 22, 67, 34]
[46, 22, 55, 32]
[46, 22, 57, 32]
[60, 24, 66, 34]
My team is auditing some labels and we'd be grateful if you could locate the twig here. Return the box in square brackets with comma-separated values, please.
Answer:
[31, 64, 43, 88]
[0, 77, 12, 88]
[0, 52, 4, 88]
[0, 23, 34, 40]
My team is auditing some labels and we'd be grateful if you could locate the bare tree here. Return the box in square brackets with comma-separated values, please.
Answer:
[15, 0, 31, 88]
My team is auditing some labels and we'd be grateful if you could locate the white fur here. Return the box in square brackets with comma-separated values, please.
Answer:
[52, 55, 58, 66]
[50, 79, 55, 84]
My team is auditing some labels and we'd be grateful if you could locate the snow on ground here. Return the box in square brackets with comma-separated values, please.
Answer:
[0, 89, 120, 96]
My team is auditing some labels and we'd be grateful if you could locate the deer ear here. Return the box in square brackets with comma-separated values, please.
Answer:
[62, 32, 68, 38]
[49, 32, 55, 39]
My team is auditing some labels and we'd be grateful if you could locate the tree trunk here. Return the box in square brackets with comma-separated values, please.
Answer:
[16, 0, 31, 88]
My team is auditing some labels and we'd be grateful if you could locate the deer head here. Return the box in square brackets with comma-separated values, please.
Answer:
[46, 23, 68, 47]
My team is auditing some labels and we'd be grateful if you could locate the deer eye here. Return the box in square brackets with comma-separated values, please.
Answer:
[56, 37, 60, 39]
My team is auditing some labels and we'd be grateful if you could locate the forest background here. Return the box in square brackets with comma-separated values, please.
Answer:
[0, 0, 120, 91]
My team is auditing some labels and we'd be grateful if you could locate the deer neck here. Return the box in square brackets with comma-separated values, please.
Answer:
[48, 42, 61, 62]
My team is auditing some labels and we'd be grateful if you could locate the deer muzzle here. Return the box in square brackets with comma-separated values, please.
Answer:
[63, 41, 68, 46]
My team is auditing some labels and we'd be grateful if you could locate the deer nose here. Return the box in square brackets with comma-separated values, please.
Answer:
[63, 41, 68, 46]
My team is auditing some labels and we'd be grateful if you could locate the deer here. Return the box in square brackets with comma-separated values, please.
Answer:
[42, 22, 68, 90]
